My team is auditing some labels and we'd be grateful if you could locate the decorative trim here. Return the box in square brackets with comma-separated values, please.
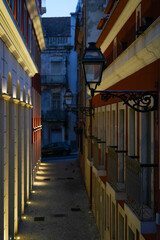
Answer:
[10, 98, 20, 104]
[26, 0, 45, 50]
[0, 0, 39, 77]
[33, 125, 42, 132]
[0, 93, 11, 101]
[19, 101, 26, 107]
[26, 103, 30, 108]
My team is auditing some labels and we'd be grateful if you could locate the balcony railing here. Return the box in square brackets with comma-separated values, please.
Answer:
[107, 147, 126, 192]
[126, 156, 158, 221]
[41, 75, 66, 85]
[45, 36, 71, 47]
[42, 110, 67, 122]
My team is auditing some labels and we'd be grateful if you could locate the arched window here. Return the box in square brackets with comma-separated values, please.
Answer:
[7, 72, 12, 96]
[28, 90, 30, 104]
[23, 86, 26, 102]
[17, 80, 20, 99]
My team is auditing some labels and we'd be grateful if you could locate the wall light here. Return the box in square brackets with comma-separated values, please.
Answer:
[64, 89, 94, 116]
[80, 42, 158, 112]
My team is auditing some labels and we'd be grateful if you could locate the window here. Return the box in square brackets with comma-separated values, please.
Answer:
[111, 109, 116, 146]
[17, 0, 21, 28]
[113, 37, 117, 60]
[9, 0, 14, 13]
[28, 20, 32, 50]
[128, 227, 135, 240]
[136, 4, 141, 38]
[119, 213, 124, 240]
[51, 62, 63, 75]
[24, 4, 27, 40]
[112, 202, 116, 240]
[128, 109, 135, 156]
[106, 194, 110, 230]
[53, 93, 60, 110]
[140, 112, 153, 207]
[106, 107, 110, 146]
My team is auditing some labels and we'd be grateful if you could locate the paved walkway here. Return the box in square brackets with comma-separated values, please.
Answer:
[17, 157, 100, 240]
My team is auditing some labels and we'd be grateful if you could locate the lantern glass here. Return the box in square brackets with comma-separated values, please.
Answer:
[81, 42, 106, 90]
[83, 62, 104, 86]
[64, 89, 73, 105]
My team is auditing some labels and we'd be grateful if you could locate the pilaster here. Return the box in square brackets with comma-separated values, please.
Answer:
[0, 94, 11, 240]
[8, 98, 19, 237]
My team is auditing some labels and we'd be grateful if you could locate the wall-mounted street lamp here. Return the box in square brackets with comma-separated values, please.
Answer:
[63, 89, 94, 116]
[80, 42, 158, 112]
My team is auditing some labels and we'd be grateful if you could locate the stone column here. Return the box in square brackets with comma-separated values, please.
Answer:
[24, 104, 30, 202]
[29, 105, 33, 192]
[8, 98, 19, 238]
[0, 93, 11, 240]
[18, 101, 25, 216]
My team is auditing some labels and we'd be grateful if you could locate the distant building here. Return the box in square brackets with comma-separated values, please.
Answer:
[0, 0, 45, 239]
[41, 15, 78, 150]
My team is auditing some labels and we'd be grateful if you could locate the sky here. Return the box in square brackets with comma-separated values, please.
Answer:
[42, 0, 78, 17]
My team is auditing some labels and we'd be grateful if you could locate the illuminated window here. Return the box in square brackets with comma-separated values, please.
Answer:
[24, 4, 27, 40]
[9, 0, 14, 13]
[28, 20, 32, 50]
[17, 0, 21, 28]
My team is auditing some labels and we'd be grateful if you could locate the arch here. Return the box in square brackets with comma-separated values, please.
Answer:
[7, 72, 12, 96]
[16, 80, 20, 99]
[23, 86, 26, 102]
[28, 90, 30, 104]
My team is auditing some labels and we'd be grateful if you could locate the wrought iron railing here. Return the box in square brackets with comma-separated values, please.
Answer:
[126, 156, 158, 221]
[45, 36, 71, 46]
[107, 147, 126, 191]
[41, 75, 66, 85]
[42, 110, 67, 122]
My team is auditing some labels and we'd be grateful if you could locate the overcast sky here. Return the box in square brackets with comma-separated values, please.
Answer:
[42, 0, 78, 17]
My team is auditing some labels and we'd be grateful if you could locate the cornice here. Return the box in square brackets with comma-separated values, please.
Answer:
[90, 18, 160, 95]
[0, 0, 38, 77]
[26, 0, 45, 50]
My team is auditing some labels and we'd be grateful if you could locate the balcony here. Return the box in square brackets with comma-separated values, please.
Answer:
[107, 147, 126, 195]
[126, 156, 158, 221]
[42, 110, 67, 122]
[45, 36, 71, 47]
[93, 138, 106, 176]
[41, 75, 66, 85]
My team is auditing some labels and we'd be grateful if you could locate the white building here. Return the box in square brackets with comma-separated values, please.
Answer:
[0, 0, 45, 239]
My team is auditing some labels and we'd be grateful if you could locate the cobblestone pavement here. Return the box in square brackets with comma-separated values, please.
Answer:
[17, 157, 100, 240]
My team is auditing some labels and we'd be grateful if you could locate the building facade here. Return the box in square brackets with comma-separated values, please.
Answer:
[0, 0, 45, 239]
[76, 0, 160, 240]
[41, 15, 78, 150]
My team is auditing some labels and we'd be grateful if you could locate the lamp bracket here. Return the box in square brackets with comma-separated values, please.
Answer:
[65, 105, 94, 116]
[95, 90, 158, 112]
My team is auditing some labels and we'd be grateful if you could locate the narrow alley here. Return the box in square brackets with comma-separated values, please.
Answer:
[17, 156, 100, 240]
